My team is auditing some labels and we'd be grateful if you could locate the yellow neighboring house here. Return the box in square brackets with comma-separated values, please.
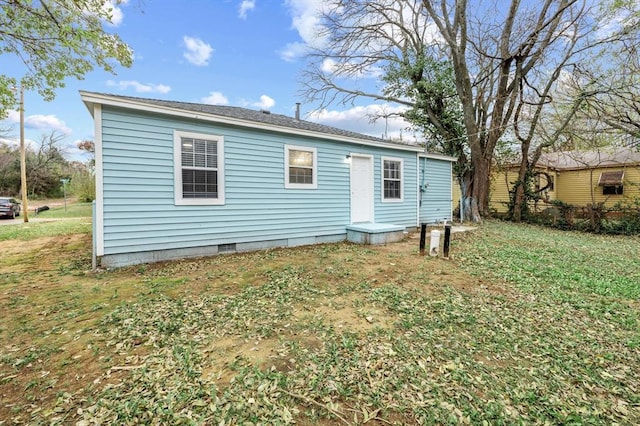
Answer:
[489, 147, 640, 213]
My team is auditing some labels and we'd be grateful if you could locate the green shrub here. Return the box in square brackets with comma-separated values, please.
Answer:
[523, 198, 640, 235]
[70, 169, 95, 202]
[548, 199, 577, 230]
[602, 197, 640, 235]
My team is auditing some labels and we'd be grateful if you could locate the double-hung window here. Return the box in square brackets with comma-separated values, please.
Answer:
[174, 131, 225, 205]
[285, 145, 317, 189]
[382, 157, 403, 202]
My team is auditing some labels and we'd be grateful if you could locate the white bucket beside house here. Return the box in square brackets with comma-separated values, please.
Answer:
[429, 230, 441, 256]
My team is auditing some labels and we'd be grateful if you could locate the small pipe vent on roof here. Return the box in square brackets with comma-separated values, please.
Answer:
[295, 102, 301, 120]
[260, 109, 271, 115]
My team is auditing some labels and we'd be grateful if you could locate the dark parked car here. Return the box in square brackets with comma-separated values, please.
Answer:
[0, 197, 21, 219]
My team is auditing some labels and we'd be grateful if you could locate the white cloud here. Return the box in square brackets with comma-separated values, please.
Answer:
[201, 91, 229, 105]
[5, 110, 71, 134]
[26, 115, 71, 134]
[183, 36, 213, 66]
[103, 0, 128, 26]
[252, 95, 276, 110]
[106, 80, 171, 94]
[594, 5, 638, 40]
[282, 0, 441, 79]
[0, 136, 38, 151]
[285, 0, 325, 44]
[320, 56, 383, 79]
[308, 103, 419, 142]
[280, 41, 309, 62]
[281, 0, 326, 60]
[320, 58, 338, 73]
[0, 137, 16, 147]
[238, 0, 256, 19]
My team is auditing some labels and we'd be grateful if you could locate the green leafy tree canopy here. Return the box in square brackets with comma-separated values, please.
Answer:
[0, 0, 133, 117]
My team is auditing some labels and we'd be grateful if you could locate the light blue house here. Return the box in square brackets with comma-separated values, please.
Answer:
[81, 92, 455, 267]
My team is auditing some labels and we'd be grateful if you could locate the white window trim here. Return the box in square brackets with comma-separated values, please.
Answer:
[381, 156, 404, 202]
[174, 130, 225, 206]
[284, 144, 318, 189]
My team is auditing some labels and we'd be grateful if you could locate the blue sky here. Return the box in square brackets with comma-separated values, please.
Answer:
[1, 0, 413, 161]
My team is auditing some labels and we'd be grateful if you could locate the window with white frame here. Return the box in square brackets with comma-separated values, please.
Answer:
[382, 157, 403, 201]
[174, 131, 225, 205]
[285, 145, 317, 189]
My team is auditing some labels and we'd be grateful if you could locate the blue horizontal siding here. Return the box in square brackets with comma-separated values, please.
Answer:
[104, 212, 349, 226]
[419, 157, 453, 223]
[374, 153, 418, 226]
[105, 222, 346, 241]
[100, 106, 419, 256]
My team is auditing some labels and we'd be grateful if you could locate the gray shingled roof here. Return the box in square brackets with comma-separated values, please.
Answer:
[89, 92, 415, 147]
[538, 147, 640, 170]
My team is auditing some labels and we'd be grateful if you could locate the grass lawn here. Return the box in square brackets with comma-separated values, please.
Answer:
[31, 201, 93, 219]
[0, 215, 638, 424]
[0, 202, 92, 242]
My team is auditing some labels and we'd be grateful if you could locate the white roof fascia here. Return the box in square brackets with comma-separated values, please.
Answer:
[419, 152, 458, 162]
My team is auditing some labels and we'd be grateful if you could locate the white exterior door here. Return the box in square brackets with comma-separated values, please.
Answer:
[350, 155, 374, 223]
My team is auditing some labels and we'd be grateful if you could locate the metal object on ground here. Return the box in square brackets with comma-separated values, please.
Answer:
[443, 223, 451, 258]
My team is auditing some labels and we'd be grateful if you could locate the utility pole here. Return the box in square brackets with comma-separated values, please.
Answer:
[19, 86, 29, 223]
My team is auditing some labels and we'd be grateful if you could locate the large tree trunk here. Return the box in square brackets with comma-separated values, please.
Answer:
[458, 171, 474, 222]
[471, 156, 492, 221]
[459, 154, 491, 223]
[511, 177, 527, 222]
[511, 151, 530, 222]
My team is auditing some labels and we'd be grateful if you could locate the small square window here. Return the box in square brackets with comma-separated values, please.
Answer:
[285, 145, 317, 189]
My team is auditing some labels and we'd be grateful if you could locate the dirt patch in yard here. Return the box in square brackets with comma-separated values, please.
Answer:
[292, 292, 395, 333]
